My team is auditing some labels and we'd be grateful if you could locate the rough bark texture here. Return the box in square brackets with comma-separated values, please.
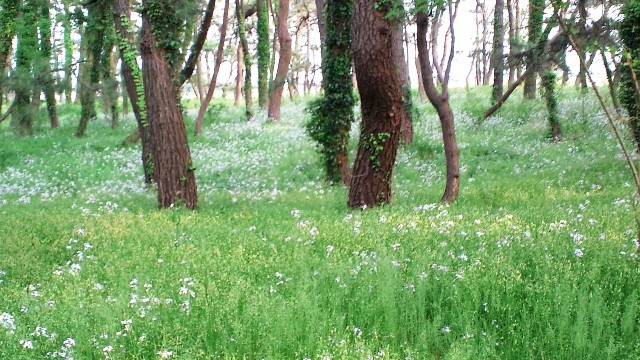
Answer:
[257, 0, 270, 108]
[314, 0, 326, 45]
[13, 0, 38, 136]
[416, 8, 460, 203]
[195, 0, 230, 134]
[140, 10, 198, 209]
[348, 0, 404, 208]
[234, 43, 243, 106]
[491, 0, 505, 103]
[114, 0, 153, 185]
[267, 0, 291, 120]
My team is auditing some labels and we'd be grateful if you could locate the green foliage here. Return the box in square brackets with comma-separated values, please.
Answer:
[304, 0, 354, 184]
[257, 0, 269, 107]
[618, 0, 640, 145]
[541, 71, 561, 141]
[364, 131, 391, 169]
[1, 96, 640, 358]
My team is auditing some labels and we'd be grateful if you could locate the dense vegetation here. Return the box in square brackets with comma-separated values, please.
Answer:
[1, 90, 638, 359]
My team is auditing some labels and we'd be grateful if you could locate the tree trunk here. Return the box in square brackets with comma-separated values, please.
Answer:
[62, 0, 73, 103]
[195, 0, 230, 135]
[393, 26, 413, 144]
[0, 0, 18, 113]
[348, 0, 405, 209]
[416, 6, 460, 203]
[314, 0, 326, 45]
[523, 0, 543, 99]
[257, 0, 270, 108]
[267, 0, 291, 121]
[140, 11, 198, 209]
[506, 0, 516, 84]
[13, 0, 38, 137]
[114, 0, 153, 185]
[234, 43, 243, 106]
[237, 0, 253, 120]
[491, 0, 505, 103]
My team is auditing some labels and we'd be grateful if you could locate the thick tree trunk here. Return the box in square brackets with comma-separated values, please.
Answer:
[195, 0, 230, 135]
[267, 0, 292, 121]
[0, 0, 18, 112]
[416, 8, 460, 203]
[491, 0, 505, 103]
[114, 0, 152, 185]
[38, 0, 58, 129]
[140, 13, 198, 209]
[348, 0, 405, 209]
[12, 0, 37, 136]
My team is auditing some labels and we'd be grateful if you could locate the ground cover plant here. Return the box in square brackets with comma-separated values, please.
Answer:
[0, 90, 639, 359]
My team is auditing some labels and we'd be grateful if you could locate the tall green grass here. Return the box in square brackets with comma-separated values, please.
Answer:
[0, 90, 638, 359]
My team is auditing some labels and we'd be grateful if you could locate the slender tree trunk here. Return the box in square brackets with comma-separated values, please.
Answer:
[416, 4, 460, 203]
[492, 0, 505, 103]
[506, 0, 516, 84]
[234, 42, 243, 106]
[257, 0, 270, 108]
[314, 0, 326, 45]
[267, 0, 291, 121]
[62, 0, 73, 103]
[195, 0, 230, 135]
[237, 0, 253, 120]
[140, 9, 198, 209]
[348, 0, 405, 208]
[416, 55, 427, 101]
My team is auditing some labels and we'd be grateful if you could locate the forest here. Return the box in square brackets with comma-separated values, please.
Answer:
[1, 0, 640, 358]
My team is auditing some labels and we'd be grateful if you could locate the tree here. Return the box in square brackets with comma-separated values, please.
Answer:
[619, 0, 640, 153]
[114, 0, 153, 184]
[416, 0, 461, 203]
[267, 0, 292, 120]
[0, 0, 18, 112]
[523, 0, 543, 99]
[236, 0, 253, 120]
[36, 0, 58, 128]
[492, 0, 505, 103]
[12, 0, 38, 136]
[257, 0, 269, 108]
[140, 0, 198, 209]
[305, 0, 354, 185]
[541, 70, 560, 141]
[195, 0, 231, 135]
[348, 0, 406, 208]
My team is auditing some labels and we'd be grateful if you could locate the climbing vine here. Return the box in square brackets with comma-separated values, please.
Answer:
[257, 0, 270, 107]
[305, 0, 354, 184]
[116, 14, 147, 126]
[541, 71, 560, 142]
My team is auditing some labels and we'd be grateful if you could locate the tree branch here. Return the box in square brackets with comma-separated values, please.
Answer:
[179, 0, 217, 86]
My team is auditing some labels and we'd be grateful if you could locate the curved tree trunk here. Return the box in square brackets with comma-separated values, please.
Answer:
[140, 11, 198, 209]
[195, 0, 230, 135]
[416, 6, 460, 203]
[348, 0, 405, 209]
[236, 0, 253, 120]
[267, 0, 291, 121]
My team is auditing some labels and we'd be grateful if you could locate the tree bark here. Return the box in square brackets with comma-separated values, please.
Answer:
[348, 0, 405, 209]
[267, 0, 291, 120]
[234, 42, 243, 106]
[314, 0, 326, 45]
[114, 0, 153, 185]
[237, 0, 253, 120]
[416, 4, 460, 203]
[0, 0, 18, 112]
[195, 0, 230, 135]
[140, 9, 198, 209]
[257, 0, 270, 108]
[491, 0, 505, 103]
[393, 26, 413, 144]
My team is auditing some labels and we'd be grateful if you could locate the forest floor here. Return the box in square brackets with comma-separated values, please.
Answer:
[0, 88, 639, 359]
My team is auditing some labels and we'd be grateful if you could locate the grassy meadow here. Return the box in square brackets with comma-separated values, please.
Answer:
[0, 88, 639, 359]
